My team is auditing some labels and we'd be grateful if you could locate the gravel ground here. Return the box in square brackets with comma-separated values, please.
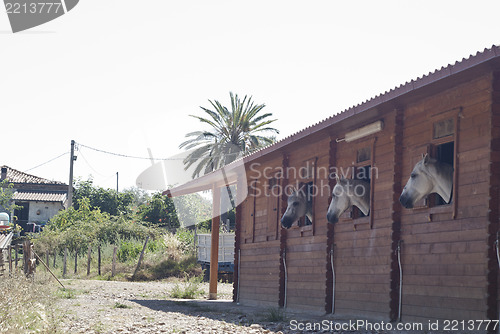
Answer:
[54, 279, 457, 334]
[55, 279, 297, 334]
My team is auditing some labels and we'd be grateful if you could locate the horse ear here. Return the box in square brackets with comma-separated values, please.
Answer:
[334, 173, 340, 182]
[297, 182, 306, 193]
[339, 176, 348, 185]
[423, 153, 430, 164]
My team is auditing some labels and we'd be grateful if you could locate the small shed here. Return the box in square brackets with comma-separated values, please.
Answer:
[1, 166, 68, 234]
[165, 45, 500, 324]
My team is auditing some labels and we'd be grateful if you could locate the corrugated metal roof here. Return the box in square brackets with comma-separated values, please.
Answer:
[12, 191, 67, 202]
[0, 165, 66, 185]
[165, 45, 500, 196]
[238, 45, 500, 159]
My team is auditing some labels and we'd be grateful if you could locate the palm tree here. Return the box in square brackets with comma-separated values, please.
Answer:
[180, 92, 279, 178]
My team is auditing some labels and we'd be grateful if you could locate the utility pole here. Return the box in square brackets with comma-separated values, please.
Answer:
[68, 140, 76, 208]
[116, 172, 119, 193]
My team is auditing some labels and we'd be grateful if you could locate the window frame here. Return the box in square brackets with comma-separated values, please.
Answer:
[290, 156, 317, 235]
[266, 172, 282, 241]
[338, 137, 377, 229]
[410, 107, 460, 220]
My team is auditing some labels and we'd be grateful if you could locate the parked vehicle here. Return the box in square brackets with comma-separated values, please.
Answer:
[196, 233, 234, 280]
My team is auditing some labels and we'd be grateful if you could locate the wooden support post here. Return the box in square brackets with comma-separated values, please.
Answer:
[87, 245, 92, 276]
[33, 250, 65, 289]
[53, 248, 56, 268]
[112, 246, 117, 277]
[46, 252, 49, 271]
[209, 186, 221, 300]
[133, 236, 149, 279]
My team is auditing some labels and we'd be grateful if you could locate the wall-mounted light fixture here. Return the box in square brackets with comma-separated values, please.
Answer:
[336, 120, 384, 143]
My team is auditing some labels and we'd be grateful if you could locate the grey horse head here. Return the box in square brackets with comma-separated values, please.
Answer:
[400, 153, 453, 209]
[280, 183, 312, 229]
[327, 175, 370, 224]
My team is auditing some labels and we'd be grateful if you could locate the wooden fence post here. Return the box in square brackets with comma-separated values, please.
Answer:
[63, 247, 67, 277]
[112, 246, 117, 277]
[53, 248, 56, 268]
[0, 249, 4, 276]
[23, 240, 35, 277]
[87, 244, 92, 276]
[133, 236, 149, 279]
[8, 245, 12, 274]
[15, 244, 18, 268]
[98, 245, 101, 276]
[46, 252, 49, 271]
[74, 247, 78, 274]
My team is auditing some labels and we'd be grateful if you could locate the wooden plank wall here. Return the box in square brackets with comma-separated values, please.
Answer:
[235, 71, 497, 321]
[331, 111, 396, 319]
[491, 71, 500, 322]
[237, 156, 282, 306]
[399, 74, 492, 321]
[282, 138, 330, 312]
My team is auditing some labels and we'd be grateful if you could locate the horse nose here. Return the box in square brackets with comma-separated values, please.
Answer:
[281, 217, 292, 229]
[326, 212, 338, 224]
[399, 194, 413, 209]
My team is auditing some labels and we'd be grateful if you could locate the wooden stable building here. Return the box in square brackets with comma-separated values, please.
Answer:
[166, 45, 500, 323]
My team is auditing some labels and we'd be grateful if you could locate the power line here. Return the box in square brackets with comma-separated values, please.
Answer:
[75, 142, 247, 161]
[78, 148, 116, 178]
[24, 151, 69, 172]
[76, 142, 182, 161]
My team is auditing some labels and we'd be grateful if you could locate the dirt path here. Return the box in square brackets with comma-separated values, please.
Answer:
[55, 279, 293, 334]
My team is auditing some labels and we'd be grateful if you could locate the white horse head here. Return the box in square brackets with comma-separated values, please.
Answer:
[280, 183, 313, 229]
[327, 175, 370, 224]
[400, 153, 453, 209]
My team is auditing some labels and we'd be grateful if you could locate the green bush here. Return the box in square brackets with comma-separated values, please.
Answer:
[170, 275, 204, 299]
[175, 228, 195, 253]
[117, 241, 142, 262]
[150, 255, 199, 279]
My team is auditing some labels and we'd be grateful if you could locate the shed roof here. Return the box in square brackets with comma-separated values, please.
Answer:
[0, 232, 13, 249]
[0, 165, 66, 185]
[12, 191, 67, 203]
[165, 45, 500, 197]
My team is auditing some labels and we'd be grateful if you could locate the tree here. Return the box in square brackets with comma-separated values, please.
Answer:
[122, 186, 151, 207]
[179, 92, 279, 178]
[0, 179, 17, 214]
[0, 179, 22, 226]
[137, 192, 179, 230]
[171, 193, 212, 228]
[72, 178, 134, 216]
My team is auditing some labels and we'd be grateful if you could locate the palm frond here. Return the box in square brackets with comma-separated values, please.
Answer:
[180, 92, 279, 179]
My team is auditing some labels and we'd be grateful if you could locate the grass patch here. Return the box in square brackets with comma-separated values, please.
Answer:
[55, 288, 77, 299]
[170, 275, 204, 299]
[113, 302, 131, 309]
[262, 307, 286, 322]
[0, 271, 63, 333]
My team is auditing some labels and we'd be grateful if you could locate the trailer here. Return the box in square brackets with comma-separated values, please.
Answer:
[197, 233, 235, 280]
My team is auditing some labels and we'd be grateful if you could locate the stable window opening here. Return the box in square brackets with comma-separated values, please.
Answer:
[303, 181, 314, 226]
[429, 141, 454, 206]
[297, 158, 317, 228]
[352, 165, 371, 219]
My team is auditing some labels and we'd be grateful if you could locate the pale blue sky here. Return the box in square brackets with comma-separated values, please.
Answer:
[1, 0, 499, 191]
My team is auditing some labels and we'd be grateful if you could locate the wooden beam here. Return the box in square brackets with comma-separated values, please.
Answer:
[209, 186, 221, 300]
